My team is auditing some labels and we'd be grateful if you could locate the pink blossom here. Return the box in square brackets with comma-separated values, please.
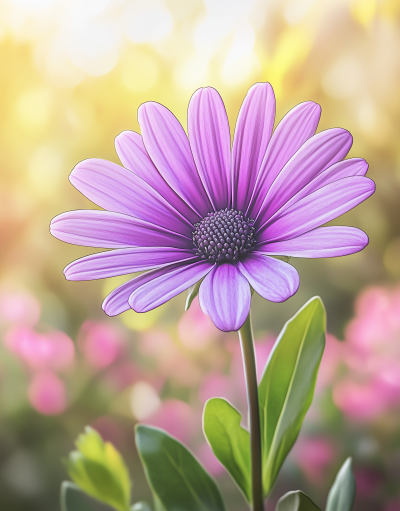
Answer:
[4, 327, 74, 372]
[0, 288, 40, 326]
[178, 297, 218, 350]
[333, 284, 400, 420]
[333, 379, 386, 420]
[145, 399, 197, 444]
[78, 320, 124, 369]
[316, 334, 343, 392]
[140, 330, 202, 386]
[28, 371, 67, 415]
[291, 436, 335, 482]
[198, 373, 236, 405]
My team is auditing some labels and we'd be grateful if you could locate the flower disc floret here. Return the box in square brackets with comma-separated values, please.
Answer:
[193, 208, 256, 263]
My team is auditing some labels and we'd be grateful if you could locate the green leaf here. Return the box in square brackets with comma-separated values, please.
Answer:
[135, 425, 226, 511]
[65, 426, 131, 511]
[185, 280, 202, 310]
[131, 503, 152, 511]
[276, 491, 321, 511]
[61, 481, 105, 511]
[259, 297, 326, 495]
[326, 458, 356, 511]
[203, 398, 251, 502]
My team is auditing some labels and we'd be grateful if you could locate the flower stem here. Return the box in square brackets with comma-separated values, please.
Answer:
[238, 313, 263, 511]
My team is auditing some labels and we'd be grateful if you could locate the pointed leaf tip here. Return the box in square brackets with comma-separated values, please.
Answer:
[185, 277, 205, 310]
[65, 426, 131, 511]
[259, 297, 326, 495]
[326, 457, 356, 511]
[276, 490, 321, 511]
[203, 398, 251, 502]
[135, 425, 225, 511]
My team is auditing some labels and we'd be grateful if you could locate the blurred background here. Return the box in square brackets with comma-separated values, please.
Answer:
[0, 0, 400, 509]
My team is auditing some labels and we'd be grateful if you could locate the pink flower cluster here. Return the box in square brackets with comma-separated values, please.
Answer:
[332, 285, 400, 420]
[2, 288, 126, 415]
[1, 288, 73, 415]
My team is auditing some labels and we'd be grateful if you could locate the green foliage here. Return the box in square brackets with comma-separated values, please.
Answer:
[60, 481, 106, 511]
[203, 398, 251, 502]
[135, 424, 226, 511]
[185, 279, 202, 310]
[64, 426, 131, 511]
[276, 491, 321, 511]
[326, 458, 356, 511]
[131, 503, 153, 511]
[259, 297, 326, 495]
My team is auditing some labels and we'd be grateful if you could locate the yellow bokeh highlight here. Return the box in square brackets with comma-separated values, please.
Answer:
[351, 0, 377, 28]
[14, 88, 53, 131]
[102, 275, 166, 331]
[263, 28, 312, 98]
[121, 307, 163, 332]
[120, 50, 158, 93]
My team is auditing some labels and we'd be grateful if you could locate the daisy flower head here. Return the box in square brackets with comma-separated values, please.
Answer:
[50, 83, 375, 332]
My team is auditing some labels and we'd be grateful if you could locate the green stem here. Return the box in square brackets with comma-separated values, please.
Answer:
[238, 313, 263, 511]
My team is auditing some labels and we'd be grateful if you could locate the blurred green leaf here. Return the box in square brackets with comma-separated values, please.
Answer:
[61, 481, 105, 511]
[131, 503, 152, 511]
[135, 425, 226, 511]
[276, 491, 321, 511]
[203, 398, 251, 502]
[259, 297, 326, 495]
[326, 458, 356, 511]
[65, 426, 131, 511]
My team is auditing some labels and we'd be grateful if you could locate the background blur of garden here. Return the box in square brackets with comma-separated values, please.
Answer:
[0, 0, 400, 509]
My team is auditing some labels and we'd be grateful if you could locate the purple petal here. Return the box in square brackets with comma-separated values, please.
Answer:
[257, 226, 369, 258]
[238, 253, 299, 302]
[102, 278, 137, 316]
[50, 210, 192, 249]
[256, 128, 352, 226]
[199, 264, 251, 332]
[70, 158, 193, 236]
[247, 101, 321, 218]
[232, 82, 275, 212]
[129, 260, 213, 312]
[265, 158, 369, 225]
[103, 258, 207, 316]
[138, 102, 213, 217]
[258, 176, 375, 243]
[115, 131, 200, 224]
[64, 247, 196, 280]
[188, 87, 231, 210]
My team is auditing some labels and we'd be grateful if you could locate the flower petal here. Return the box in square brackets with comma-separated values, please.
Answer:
[256, 128, 352, 226]
[264, 158, 369, 224]
[115, 131, 200, 224]
[188, 87, 231, 210]
[102, 278, 142, 316]
[70, 158, 193, 236]
[64, 247, 196, 280]
[258, 176, 375, 243]
[247, 101, 321, 218]
[238, 253, 299, 302]
[129, 260, 213, 312]
[199, 264, 251, 332]
[50, 210, 192, 249]
[232, 82, 275, 212]
[257, 226, 369, 258]
[138, 102, 213, 217]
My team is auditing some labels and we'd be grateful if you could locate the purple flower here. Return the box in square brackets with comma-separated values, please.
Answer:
[50, 83, 375, 332]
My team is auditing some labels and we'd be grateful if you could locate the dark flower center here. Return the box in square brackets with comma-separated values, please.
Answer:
[193, 208, 257, 263]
